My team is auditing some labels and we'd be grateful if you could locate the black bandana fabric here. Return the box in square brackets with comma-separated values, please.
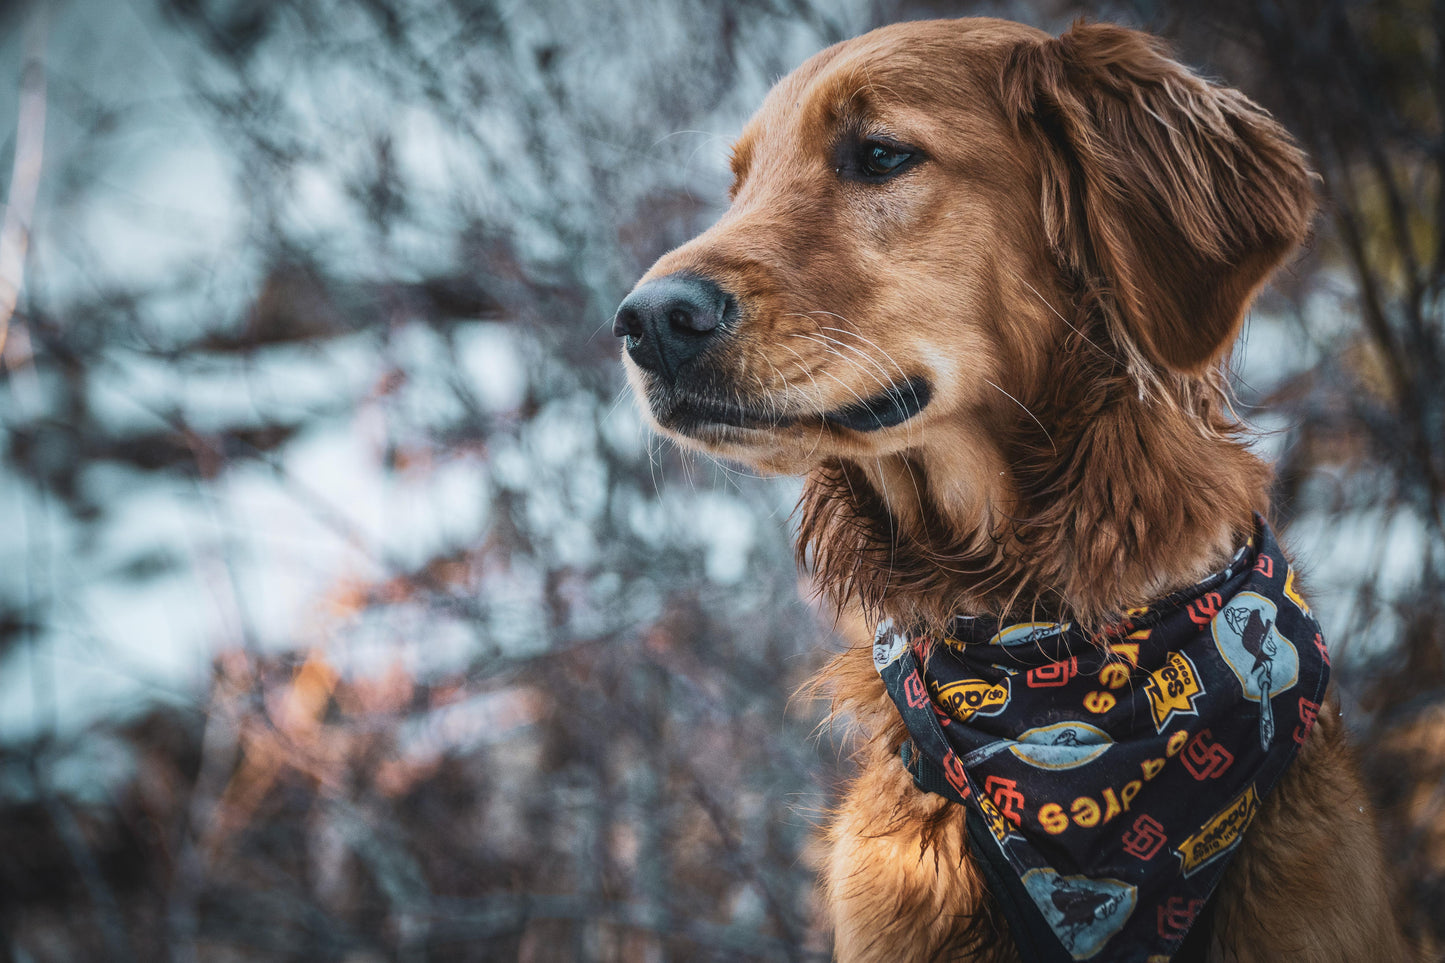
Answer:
[874, 517, 1330, 962]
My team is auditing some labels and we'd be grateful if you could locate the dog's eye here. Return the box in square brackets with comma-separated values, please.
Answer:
[836, 137, 919, 183]
[862, 142, 911, 177]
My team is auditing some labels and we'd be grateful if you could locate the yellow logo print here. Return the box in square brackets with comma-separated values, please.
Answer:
[930, 677, 1010, 723]
[1175, 786, 1259, 876]
[1145, 651, 1204, 732]
[976, 791, 1014, 844]
[1098, 662, 1131, 689]
[1107, 628, 1148, 668]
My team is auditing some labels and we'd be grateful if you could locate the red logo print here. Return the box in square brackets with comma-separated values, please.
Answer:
[1313, 632, 1331, 667]
[1158, 897, 1206, 939]
[1122, 814, 1167, 860]
[1254, 555, 1274, 578]
[984, 775, 1026, 826]
[1186, 592, 1224, 627]
[942, 752, 971, 799]
[1026, 657, 1077, 688]
[903, 673, 929, 709]
[931, 702, 952, 727]
[1182, 729, 1234, 781]
[1294, 698, 1320, 745]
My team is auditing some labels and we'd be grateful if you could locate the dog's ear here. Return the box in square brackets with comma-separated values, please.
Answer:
[1002, 22, 1316, 374]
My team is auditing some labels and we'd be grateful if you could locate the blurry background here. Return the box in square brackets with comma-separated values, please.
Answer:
[0, 0, 1441, 959]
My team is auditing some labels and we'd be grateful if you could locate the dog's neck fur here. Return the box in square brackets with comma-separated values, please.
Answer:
[797, 336, 1271, 633]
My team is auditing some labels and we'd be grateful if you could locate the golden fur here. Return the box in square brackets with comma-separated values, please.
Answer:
[619, 18, 1414, 962]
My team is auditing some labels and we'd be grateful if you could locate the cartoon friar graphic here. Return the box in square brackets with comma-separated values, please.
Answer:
[1051, 727, 1085, 747]
[1021, 868, 1136, 960]
[1009, 721, 1113, 770]
[1231, 605, 1278, 734]
[1211, 592, 1300, 749]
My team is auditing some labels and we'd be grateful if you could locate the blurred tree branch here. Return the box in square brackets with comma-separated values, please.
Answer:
[0, 4, 46, 359]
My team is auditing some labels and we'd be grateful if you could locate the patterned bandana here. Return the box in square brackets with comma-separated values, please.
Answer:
[874, 516, 1329, 963]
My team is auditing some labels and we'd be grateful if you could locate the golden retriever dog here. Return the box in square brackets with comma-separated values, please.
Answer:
[613, 18, 1414, 963]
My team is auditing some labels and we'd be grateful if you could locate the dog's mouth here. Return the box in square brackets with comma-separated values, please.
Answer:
[649, 375, 932, 439]
[658, 394, 798, 434]
[821, 376, 932, 432]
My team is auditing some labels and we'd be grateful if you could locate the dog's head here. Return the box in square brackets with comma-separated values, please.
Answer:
[615, 18, 1313, 619]
[615, 18, 1312, 477]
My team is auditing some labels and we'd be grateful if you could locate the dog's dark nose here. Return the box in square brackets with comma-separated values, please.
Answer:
[612, 273, 731, 379]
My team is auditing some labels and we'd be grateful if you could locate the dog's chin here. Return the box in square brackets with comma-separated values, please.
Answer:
[644, 392, 799, 464]
[638, 374, 934, 470]
[652, 393, 799, 435]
